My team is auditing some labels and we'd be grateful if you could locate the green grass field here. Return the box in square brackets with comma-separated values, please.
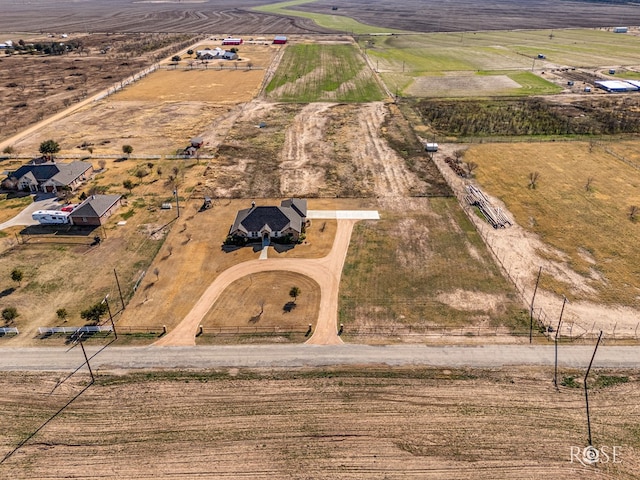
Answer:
[265, 44, 385, 102]
[468, 141, 640, 306]
[252, 0, 406, 34]
[339, 201, 527, 334]
[363, 29, 640, 97]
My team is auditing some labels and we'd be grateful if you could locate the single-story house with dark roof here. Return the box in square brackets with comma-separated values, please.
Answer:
[69, 194, 122, 226]
[7, 161, 93, 193]
[229, 198, 307, 243]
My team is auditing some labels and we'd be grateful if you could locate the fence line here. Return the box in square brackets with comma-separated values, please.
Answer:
[201, 326, 309, 335]
[38, 326, 113, 335]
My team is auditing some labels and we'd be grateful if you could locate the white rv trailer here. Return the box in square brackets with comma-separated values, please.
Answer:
[32, 210, 71, 225]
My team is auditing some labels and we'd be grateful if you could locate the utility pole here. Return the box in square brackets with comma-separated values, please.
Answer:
[102, 295, 117, 339]
[529, 266, 542, 343]
[79, 339, 95, 383]
[554, 295, 568, 389]
[114, 268, 125, 310]
[174, 189, 180, 218]
[584, 331, 603, 447]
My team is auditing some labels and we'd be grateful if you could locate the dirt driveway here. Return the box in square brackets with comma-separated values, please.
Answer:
[155, 218, 361, 347]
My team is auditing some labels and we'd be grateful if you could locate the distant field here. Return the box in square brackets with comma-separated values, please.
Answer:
[252, 0, 407, 34]
[364, 29, 640, 97]
[265, 43, 385, 102]
[115, 69, 265, 103]
[468, 141, 640, 306]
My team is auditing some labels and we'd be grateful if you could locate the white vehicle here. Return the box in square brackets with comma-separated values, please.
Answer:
[32, 210, 70, 225]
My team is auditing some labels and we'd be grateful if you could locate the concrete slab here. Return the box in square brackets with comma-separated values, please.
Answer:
[307, 210, 380, 220]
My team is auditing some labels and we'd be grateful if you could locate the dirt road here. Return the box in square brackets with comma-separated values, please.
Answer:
[155, 219, 357, 346]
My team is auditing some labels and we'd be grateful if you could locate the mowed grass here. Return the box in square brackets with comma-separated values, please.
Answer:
[467, 142, 640, 306]
[265, 44, 385, 102]
[365, 29, 640, 96]
[252, 0, 406, 34]
[339, 201, 526, 333]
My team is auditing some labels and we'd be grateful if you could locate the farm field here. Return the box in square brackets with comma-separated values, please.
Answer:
[265, 43, 386, 102]
[252, 0, 407, 35]
[466, 141, 640, 309]
[362, 29, 640, 97]
[0, 367, 638, 479]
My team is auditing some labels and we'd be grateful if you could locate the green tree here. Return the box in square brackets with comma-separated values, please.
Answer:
[122, 144, 133, 158]
[187, 49, 194, 55]
[39, 139, 60, 160]
[289, 286, 301, 303]
[123, 179, 134, 194]
[171, 55, 181, 62]
[10, 268, 23, 286]
[2, 307, 18, 324]
[80, 302, 108, 325]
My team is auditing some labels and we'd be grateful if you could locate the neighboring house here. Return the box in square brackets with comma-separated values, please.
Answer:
[197, 47, 224, 60]
[8, 161, 93, 193]
[69, 194, 122, 226]
[222, 51, 238, 60]
[229, 198, 307, 243]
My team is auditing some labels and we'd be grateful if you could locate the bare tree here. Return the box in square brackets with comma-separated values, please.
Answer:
[153, 267, 160, 281]
[585, 177, 594, 192]
[629, 205, 638, 222]
[167, 245, 173, 256]
[528, 171, 540, 189]
[465, 161, 478, 177]
[98, 159, 107, 170]
[453, 149, 465, 163]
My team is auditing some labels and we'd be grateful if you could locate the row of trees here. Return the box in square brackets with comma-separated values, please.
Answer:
[34, 139, 133, 160]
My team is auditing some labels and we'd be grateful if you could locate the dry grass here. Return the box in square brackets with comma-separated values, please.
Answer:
[0, 368, 638, 479]
[199, 270, 321, 341]
[467, 141, 640, 306]
[339, 199, 526, 335]
[118, 200, 340, 334]
[114, 69, 266, 103]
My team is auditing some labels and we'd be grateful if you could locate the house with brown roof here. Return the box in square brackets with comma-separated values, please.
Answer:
[69, 194, 122, 226]
[229, 198, 307, 244]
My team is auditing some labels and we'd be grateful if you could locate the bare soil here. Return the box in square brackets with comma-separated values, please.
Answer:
[0, 33, 195, 144]
[0, 367, 638, 479]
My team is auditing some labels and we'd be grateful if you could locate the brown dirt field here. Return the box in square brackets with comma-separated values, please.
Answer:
[10, 100, 233, 156]
[1, 367, 638, 479]
[0, 3, 333, 34]
[0, 33, 196, 144]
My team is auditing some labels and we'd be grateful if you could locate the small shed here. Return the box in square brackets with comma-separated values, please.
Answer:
[425, 143, 439, 153]
[613, 27, 628, 33]
[273, 35, 288, 44]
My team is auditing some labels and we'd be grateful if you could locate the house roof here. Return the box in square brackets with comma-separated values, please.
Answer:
[70, 194, 121, 218]
[51, 162, 92, 185]
[231, 199, 307, 235]
[10, 161, 92, 185]
[280, 198, 307, 218]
